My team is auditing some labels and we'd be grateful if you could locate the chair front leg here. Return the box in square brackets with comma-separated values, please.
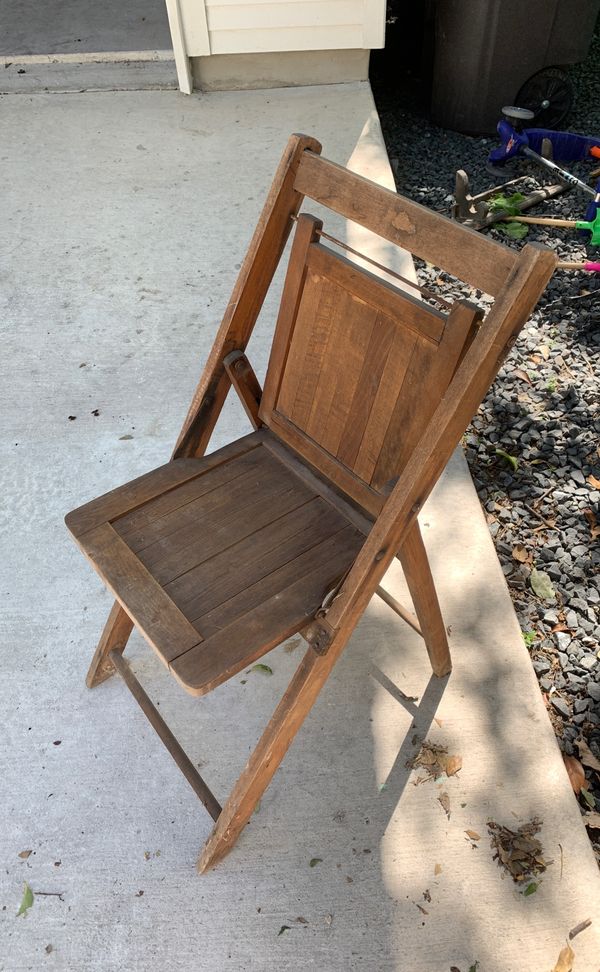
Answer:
[86, 600, 134, 688]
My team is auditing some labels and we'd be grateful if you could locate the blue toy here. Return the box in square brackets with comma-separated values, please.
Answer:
[488, 107, 600, 199]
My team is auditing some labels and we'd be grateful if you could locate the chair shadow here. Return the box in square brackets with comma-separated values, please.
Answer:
[368, 664, 450, 827]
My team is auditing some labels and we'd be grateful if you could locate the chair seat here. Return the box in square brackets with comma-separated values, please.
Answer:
[66, 431, 365, 695]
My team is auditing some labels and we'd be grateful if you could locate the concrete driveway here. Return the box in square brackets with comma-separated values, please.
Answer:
[1, 82, 599, 971]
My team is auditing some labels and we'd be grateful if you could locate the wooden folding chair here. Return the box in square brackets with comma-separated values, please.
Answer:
[65, 134, 556, 871]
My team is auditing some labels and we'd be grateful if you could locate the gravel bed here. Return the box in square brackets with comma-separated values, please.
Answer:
[372, 28, 600, 861]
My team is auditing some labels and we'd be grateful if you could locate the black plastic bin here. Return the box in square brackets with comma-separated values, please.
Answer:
[431, 0, 600, 133]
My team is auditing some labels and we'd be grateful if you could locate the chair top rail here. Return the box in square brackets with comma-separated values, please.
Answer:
[294, 149, 518, 297]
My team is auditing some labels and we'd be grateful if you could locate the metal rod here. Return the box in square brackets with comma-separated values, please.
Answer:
[375, 586, 423, 637]
[109, 650, 222, 821]
[290, 215, 454, 311]
[522, 146, 596, 198]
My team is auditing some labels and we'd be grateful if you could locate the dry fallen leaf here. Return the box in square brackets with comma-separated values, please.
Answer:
[513, 368, 532, 385]
[576, 738, 600, 774]
[443, 755, 463, 777]
[465, 830, 481, 841]
[434, 863, 442, 876]
[18, 850, 32, 860]
[551, 943, 574, 972]
[539, 345, 550, 360]
[438, 791, 451, 819]
[586, 474, 600, 490]
[512, 544, 530, 563]
[563, 754, 586, 796]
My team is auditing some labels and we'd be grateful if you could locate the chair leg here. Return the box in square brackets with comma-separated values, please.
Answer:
[198, 642, 346, 872]
[86, 601, 134, 689]
[397, 521, 451, 678]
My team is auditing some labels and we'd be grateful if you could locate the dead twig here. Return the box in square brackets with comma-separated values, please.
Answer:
[569, 918, 592, 940]
[533, 485, 556, 508]
[524, 502, 557, 531]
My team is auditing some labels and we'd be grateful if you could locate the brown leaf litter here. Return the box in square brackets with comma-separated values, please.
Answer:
[487, 817, 551, 883]
[406, 740, 462, 782]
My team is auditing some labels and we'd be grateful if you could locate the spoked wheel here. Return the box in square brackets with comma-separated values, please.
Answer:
[515, 66, 574, 129]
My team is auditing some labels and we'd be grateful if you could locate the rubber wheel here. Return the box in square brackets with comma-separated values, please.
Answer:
[515, 67, 574, 129]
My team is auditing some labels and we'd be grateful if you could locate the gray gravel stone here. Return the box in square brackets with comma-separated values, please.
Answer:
[588, 683, 600, 703]
[551, 697, 571, 719]
[533, 659, 551, 676]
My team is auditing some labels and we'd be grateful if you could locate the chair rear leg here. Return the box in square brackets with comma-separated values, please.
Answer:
[398, 521, 451, 677]
[86, 601, 134, 688]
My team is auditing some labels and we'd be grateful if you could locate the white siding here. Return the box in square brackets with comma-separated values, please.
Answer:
[180, 0, 385, 56]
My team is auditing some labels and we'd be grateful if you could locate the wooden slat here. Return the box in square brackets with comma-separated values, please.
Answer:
[261, 433, 373, 535]
[122, 449, 286, 554]
[139, 475, 312, 587]
[169, 496, 345, 620]
[114, 443, 266, 539]
[260, 214, 322, 424]
[308, 243, 446, 343]
[277, 275, 339, 429]
[193, 525, 358, 639]
[173, 134, 321, 460]
[294, 151, 518, 296]
[305, 289, 377, 454]
[66, 433, 263, 538]
[171, 526, 362, 695]
[268, 410, 384, 516]
[371, 301, 481, 490]
[74, 524, 203, 665]
[336, 312, 396, 470]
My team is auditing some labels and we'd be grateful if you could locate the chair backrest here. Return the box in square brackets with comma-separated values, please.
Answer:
[173, 134, 555, 486]
[259, 213, 482, 515]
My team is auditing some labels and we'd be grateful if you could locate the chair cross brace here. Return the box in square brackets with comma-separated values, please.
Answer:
[109, 650, 222, 822]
